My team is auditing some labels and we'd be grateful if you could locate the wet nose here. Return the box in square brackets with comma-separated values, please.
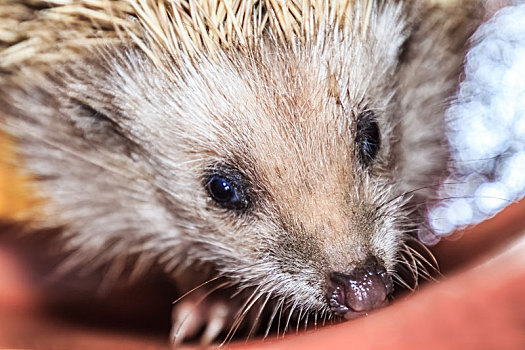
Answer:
[327, 257, 393, 319]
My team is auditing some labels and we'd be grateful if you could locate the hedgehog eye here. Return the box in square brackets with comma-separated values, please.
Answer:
[206, 174, 246, 210]
[355, 111, 381, 166]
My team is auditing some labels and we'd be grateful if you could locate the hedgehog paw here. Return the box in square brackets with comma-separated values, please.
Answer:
[170, 293, 234, 346]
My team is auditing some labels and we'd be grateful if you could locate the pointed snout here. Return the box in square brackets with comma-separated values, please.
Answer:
[327, 256, 393, 319]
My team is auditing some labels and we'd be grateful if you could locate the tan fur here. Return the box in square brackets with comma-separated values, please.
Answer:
[0, 0, 482, 341]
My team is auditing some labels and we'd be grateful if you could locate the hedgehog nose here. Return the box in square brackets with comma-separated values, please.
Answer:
[327, 257, 393, 319]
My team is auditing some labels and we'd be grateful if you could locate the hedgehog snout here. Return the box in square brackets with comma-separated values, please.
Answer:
[327, 256, 393, 319]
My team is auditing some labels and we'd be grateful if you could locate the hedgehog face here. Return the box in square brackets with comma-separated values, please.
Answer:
[148, 32, 411, 318]
[1, 24, 415, 338]
[3, 26, 410, 322]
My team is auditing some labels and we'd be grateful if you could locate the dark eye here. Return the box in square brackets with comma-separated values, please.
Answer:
[355, 111, 381, 165]
[206, 174, 246, 210]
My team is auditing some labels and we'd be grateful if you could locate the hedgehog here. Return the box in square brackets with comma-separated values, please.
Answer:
[0, 0, 484, 345]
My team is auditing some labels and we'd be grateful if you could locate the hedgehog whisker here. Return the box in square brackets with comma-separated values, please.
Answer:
[376, 183, 443, 212]
[276, 297, 286, 338]
[322, 309, 328, 327]
[295, 307, 303, 334]
[264, 294, 286, 339]
[406, 245, 440, 277]
[404, 237, 441, 275]
[171, 273, 224, 305]
[222, 286, 263, 346]
[283, 299, 298, 337]
[303, 306, 310, 331]
[398, 250, 419, 288]
[391, 271, 414, 291]
[246, 292, 272, 341]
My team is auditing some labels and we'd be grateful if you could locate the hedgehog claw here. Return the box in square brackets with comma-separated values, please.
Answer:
[170, 293, 235, 346]
[200, 302, 230, 345]
[170, 300, 204, 346]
